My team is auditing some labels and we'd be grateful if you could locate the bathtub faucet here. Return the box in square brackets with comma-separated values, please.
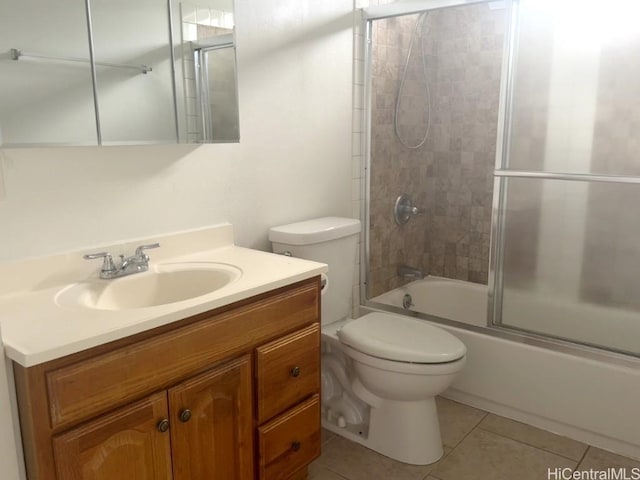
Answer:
[397, 265, 424, 280]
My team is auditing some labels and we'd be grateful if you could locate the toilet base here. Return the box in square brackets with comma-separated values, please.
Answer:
[322, 396, 444, 465]
[367, 396, 443, 465]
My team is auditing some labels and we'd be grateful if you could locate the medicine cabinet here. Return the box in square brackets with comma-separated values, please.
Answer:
[0, 0, 238, 146]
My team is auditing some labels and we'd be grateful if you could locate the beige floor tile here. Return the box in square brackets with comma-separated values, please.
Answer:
[432, 428, 576, 480]
[478, 413, 588, 461]
[322, 428, 337, 445]
[308, 461, 348, 480]
[436, 397, 488, 448]
[578, 446, 640, 470]
[314, 435, 437, 480]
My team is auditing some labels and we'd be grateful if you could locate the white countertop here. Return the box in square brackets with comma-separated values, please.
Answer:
[0, 224, 327, 367]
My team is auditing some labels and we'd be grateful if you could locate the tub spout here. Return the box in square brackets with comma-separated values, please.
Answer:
[398, 265, 424, 279]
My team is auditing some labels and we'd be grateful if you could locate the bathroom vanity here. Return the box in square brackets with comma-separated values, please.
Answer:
[0, 224, 326, 480]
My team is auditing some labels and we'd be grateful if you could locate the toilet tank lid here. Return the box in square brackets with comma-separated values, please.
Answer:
[269, 217, 361, 245]
[337, 312, 466, 363]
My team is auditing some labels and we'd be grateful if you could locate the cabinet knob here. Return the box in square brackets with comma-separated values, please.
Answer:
[179, 409, 192, 423]
[157, 419, 170, 433]
[290, 366, 301, 377]
[291, 441, 301, 452]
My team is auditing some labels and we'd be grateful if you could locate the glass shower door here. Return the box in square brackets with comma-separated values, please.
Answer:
[492, 0, 640, 355]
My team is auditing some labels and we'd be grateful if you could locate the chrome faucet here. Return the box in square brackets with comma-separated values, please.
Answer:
[84, 243, 160, 279]
[397, 265, 424, 280]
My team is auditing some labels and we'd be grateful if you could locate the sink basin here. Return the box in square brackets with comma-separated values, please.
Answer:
[56, 262, 242, 310]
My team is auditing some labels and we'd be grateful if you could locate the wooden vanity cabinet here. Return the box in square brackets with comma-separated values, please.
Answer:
[52, 355, 253, 480]
[14, 277, 321, 480]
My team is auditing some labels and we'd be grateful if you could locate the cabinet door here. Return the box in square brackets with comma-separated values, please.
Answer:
[169, 355, 254, 480]
[53, 391, 172, 480]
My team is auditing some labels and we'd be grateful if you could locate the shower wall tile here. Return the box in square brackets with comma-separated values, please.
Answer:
[368, 4, 505, 297]
[352, 6, 367, 317]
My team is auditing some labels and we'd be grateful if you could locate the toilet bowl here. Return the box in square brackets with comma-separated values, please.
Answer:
[269, 217, 467, 465]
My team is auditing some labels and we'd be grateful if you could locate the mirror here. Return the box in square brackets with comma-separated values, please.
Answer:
[177, 0, 239, 143]
[91, 0, 178, 145]
[0, 0, 98, 145]
[0, 0, 239, 146]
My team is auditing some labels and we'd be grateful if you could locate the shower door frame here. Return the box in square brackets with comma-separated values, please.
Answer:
[359, 0, 640, 366]
[360, 0, 497, 310]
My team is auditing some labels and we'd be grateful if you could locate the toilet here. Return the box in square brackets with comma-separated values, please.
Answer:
[269, 217, 466, 465]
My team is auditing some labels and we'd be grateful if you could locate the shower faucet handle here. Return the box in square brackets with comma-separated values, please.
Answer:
[394, 194, 423, 225]
[404, 205, 422, 216]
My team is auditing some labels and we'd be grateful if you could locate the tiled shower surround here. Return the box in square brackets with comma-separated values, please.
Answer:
[368, 4, 505, 297]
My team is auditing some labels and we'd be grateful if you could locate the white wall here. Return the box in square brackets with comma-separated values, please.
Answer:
[0, 1, 354, 476]
[0, 0, 354, 263]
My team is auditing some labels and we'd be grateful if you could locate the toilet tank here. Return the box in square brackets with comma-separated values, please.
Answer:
[269, 217, 361, 325]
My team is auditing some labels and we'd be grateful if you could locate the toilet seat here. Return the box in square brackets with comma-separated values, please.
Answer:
[337, 312, 466, 364]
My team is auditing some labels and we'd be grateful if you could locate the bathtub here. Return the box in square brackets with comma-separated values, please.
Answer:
[373, 276, 488, 327]
[367, 276, 640, 460]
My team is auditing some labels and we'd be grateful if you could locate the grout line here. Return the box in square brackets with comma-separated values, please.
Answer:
[422, 448, 454, 480]
[444, 409, 489, 450]
[318, 457, 352, 480]
[428, 410, 490, 479]
[575, 446, 591, 470]
[324, 466, 350, 480]
[322, 431, 338, 448]
[427, 474, 445, 480]
[440, 446, 455, 459]
[474, 425, 584, 464]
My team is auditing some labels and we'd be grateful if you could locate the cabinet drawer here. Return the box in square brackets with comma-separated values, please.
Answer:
[45, 280, 319, 429]
[256, 323, 320, 423]
[258, 395, 321, 480]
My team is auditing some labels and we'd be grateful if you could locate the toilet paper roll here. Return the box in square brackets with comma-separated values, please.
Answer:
[320, 273, 329, 296]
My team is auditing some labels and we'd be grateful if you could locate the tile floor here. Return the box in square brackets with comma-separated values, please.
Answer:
[309, 397, 640, 480]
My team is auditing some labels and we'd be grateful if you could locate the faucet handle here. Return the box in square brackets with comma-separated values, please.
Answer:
[405, 205, 423, 216]
[83, 252, 117, 275]
[134, 243, 160, 259]
[394, 194, 423, 225]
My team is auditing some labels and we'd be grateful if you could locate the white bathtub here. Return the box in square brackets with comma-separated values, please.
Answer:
[368, 276, 640, 460]
[373, 276, 488, 327]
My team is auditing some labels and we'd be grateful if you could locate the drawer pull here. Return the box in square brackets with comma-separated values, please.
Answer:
[157, 419, 170, 433]
[291, 441, 301, 452]
[290, 366, 301, 377]
[179, 409, 192, 423]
